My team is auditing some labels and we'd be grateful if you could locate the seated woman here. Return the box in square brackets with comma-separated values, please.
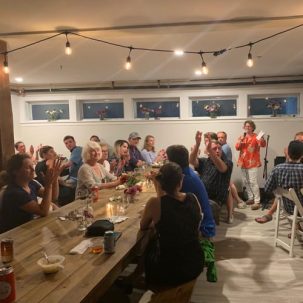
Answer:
[76, 141, 122, 196]
[141, 135, 166, 165]
[99, 142, 111, 172]
[0, 153, 61, 233]
[109, 140, 130, 176]
[141, 162, 204, 289]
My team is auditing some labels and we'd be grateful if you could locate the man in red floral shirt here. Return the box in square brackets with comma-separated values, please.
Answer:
[235, 120, 266, 210]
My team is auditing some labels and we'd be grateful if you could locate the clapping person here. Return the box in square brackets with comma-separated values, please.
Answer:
[0, 154, 62, 233]
[141, 135, 166, 165]
[76, 142, 122, 197]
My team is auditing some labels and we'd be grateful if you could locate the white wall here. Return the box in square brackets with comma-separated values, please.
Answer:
[11, 84, 303, 188]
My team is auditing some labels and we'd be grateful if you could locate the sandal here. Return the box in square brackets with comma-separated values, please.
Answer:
[237, 201, 246, 209]
[251, 203, 261, 210]
[255, 214, 273, 224]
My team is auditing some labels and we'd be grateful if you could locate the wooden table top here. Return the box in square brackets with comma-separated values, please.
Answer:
[0, 185, 155, 303]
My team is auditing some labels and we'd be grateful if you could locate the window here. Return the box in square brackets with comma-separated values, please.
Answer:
[248, 95, 299, 116]
[30, 102, 69, 120]
[134, 98, 180, 119]
[80, 100, 124, 119]
[191, 97, 237, 118]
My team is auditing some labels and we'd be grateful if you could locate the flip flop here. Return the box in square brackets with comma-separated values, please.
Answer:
[255, 214, 273, 224]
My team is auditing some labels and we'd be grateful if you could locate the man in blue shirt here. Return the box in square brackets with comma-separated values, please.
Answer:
[127, 132, 145, 171]
[166, 145, 216, 238]
[63, 135, 83, 186]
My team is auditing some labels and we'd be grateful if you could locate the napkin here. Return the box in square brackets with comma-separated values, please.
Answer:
[69, 239, 93, 254]
[109, 216, 128, 224]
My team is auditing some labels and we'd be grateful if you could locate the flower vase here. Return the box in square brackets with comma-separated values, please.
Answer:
[99, 115, 105, 120]
[209, 112, 217, 118]
[144, 112, 150, 120]
[126, 194, 135, 203]
[271, 110, 277, 117]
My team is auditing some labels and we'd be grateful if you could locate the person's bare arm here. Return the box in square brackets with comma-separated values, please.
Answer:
[189, 131, 202, 168]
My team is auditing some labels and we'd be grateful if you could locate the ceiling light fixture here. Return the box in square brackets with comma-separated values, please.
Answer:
[3, 53, 9, 74]
[65, 33, 72, 55]
[246, 43, 254, 68]
[125, 47, 133, 70]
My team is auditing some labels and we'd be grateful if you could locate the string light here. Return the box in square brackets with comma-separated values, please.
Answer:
[200, 52, 209, 75]
[246, 43, 253, 68]
[3, 53, 9, 74]
[65, 33, 72, 55]
[125, 47, 133, 70]
[1, 23, 303, 77]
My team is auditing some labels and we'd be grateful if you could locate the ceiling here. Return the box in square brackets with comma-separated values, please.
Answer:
[2, 0, 303, 88]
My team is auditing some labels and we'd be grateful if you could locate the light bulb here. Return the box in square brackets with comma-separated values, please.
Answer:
[174, 49, 184, 56]
[202, 61, 209, 75]
[195, 69, 202, 76]
[125, 56, 131, 70]
[65, 41, 72, 55]
[3, 60, 9, 74]
[246, 53, 253, 67]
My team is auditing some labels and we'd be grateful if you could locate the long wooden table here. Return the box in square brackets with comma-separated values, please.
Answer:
[0, 186, 155, 302]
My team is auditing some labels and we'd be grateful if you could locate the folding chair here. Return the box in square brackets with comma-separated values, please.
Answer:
[274, 187, 303, 257]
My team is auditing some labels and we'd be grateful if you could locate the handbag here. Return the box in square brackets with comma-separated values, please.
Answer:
[85, 219, 114, 237]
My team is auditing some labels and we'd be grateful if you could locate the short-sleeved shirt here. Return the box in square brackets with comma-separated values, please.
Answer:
[197, 155, 233, 206]
[181, 167, 216, 238]
[0, 180, 41, 233]
[69, 146, 83, 179]
[235, 133, 266, 169]
[264, 162, 303, 214]
[221, 143, 232, 162]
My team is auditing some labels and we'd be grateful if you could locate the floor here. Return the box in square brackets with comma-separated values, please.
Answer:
[99, 206, 303, 303]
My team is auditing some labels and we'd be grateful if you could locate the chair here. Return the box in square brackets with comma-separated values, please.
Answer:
[274, 187, 303, 257]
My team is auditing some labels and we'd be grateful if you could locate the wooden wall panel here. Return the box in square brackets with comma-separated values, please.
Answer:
[0, 40, 15, 170]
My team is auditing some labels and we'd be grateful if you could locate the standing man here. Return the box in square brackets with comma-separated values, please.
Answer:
[127, 132, 145, 171]
[217, 131, 232, 162]
[63, 135, 83, 187]
[235, 120, 266, 210]
[217, 131, 246, 209]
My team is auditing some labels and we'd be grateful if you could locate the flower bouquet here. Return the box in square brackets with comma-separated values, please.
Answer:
[266, 100, 281, 117]
[140, 106, 154, 120]
[204, 103, 220, 118]
[97, 108, 107, 120]
[124, 184, 142, 203]
[45, 109, 63, 121]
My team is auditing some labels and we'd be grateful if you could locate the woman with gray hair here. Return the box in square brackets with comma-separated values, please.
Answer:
[76, 141, 122, 197]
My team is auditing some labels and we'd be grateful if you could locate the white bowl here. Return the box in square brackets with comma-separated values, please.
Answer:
[37, 255, 65, 274]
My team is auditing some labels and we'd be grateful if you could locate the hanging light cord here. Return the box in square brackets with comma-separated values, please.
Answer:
[0, 22, 303, 62]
